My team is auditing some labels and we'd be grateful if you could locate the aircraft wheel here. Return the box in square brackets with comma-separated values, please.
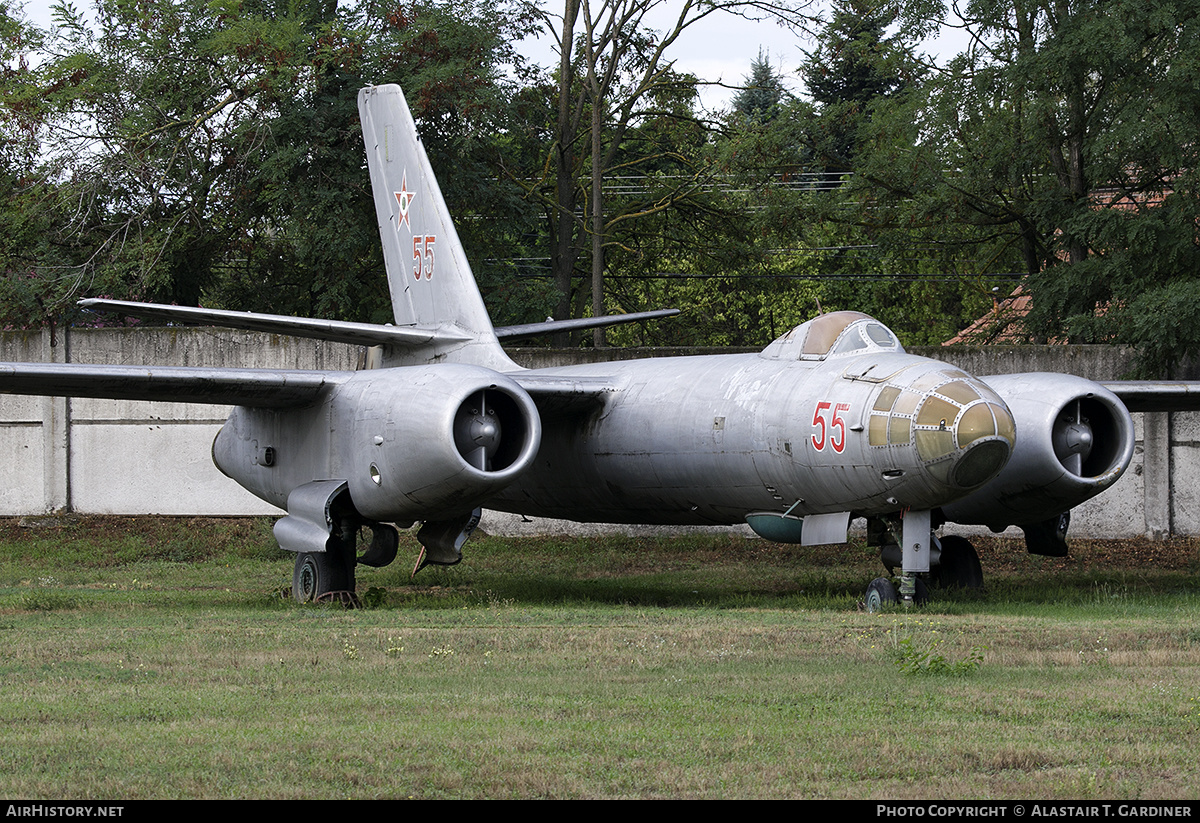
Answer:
[864, 577, 898, 613]
[293, 551, 350, 603]
[912, 576, 929, 606]
[933, 535, 983, 589]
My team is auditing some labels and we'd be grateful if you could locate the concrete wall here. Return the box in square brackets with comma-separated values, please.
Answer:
[0, 328, 360, 517]
[1, 328, 1193, 538]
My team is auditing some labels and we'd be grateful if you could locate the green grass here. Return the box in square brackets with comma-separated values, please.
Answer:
[1, 516, 1199, 799]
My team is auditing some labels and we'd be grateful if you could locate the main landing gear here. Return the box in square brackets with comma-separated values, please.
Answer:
[864, 511, 983, 612]
[291, 508, 482, 605]
[292, 517, 399, 606]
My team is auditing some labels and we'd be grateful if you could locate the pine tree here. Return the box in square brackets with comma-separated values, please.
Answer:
[800, 0, 913, 174]
[731, 49, 788, 123]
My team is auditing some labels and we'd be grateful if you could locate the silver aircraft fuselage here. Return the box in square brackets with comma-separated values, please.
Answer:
[491, 335, 1015, 527]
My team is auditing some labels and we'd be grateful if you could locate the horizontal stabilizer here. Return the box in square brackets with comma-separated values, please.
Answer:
[79, 299, 470, 348]
[495, 309, 680, 342]
[0, 362, 347, 407]
[80, 299, 678, 353]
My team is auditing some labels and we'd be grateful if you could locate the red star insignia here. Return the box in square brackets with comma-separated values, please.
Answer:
[394, 173, 415, 228]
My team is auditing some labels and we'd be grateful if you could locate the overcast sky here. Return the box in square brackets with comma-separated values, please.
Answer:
[12, 0, 970, 111]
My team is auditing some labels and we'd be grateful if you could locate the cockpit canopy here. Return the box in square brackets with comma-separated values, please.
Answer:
[759, 311, 904, 361]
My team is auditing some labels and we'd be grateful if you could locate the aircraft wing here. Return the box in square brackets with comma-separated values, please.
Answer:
[78, 299, 471, 348]
[0, 362, 348, 407]
[510, 373, 617, 415]
[1102, 381, 1200, 412]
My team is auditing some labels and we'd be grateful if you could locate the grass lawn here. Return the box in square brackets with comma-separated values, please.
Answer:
[1, 516, 1198, 799]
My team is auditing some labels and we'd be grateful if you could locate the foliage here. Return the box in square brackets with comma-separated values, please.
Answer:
[3, 0, 1199, 363]
[868, 0, 1200, 371]
[730, 48, 789, 124]
[894, 636, 985, 676]
[526, 0, 818, 343]
[0, 0, 537, 326]
[685, 0, 1001, 347]
[800, 0, 919, 174]
[20, 588, 78, 611]
[1014, 0, 1200, 375]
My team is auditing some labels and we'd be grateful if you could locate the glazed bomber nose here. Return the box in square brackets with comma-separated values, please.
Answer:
[868, 369, 1016, 491]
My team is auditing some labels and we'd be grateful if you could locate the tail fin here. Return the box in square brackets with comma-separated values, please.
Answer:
[358, 84, 514, 369]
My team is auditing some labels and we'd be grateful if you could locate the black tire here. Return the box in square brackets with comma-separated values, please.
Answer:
[293, 551, 351, 603]
[865, 577, 898, 613]
[933, 535, 984, 589]
[912, 576, 929, 606]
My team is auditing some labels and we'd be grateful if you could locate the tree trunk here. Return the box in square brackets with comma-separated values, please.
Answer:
[552, 0, 581, 345]
[591, 84, 606, 347]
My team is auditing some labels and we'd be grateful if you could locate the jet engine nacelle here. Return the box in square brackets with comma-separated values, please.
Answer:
[940, 373, 1134, 530]
[340, 365, 542, 523]
[212, 365, 542, 524]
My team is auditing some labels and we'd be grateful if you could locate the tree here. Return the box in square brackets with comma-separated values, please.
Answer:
[713, 0, 998, 345]
[890, 0, 1200, 372]
[0, 0, 537, 326]
[216, 0, 540, 324]
[603, 75, 812, 347]
[530, 0, 817, 345]
[801, 0, 919, 175]
[0, 1, 63, 330]
[731, 48, 789, 124]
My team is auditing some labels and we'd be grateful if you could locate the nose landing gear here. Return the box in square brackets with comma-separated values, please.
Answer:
[864, 510, 982, 611]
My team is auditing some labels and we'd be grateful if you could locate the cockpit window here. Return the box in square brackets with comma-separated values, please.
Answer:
[759, 312, 905, 361]
[801, 311, 872, 356]
[829, 322, 899, 356]
[812, 318, 902, 360]
[865, 323, 897, 348]
[830, 327, 871, 356]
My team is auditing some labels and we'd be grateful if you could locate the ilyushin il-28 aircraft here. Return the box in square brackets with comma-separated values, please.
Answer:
[3, 84, 1198, 608]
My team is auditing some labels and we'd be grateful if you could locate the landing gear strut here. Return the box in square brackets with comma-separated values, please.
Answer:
[866, 512, 987, 609]
[865, 510, 937, 611]
[292, 519, 400, 605]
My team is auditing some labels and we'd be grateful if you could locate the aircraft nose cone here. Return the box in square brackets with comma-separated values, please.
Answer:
[869, 367, 1015, 492]
[915, 375, 1015, 489]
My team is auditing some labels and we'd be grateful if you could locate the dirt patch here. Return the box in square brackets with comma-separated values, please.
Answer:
[970, 534, 1200, 574]
[3, 515, 1197, 573]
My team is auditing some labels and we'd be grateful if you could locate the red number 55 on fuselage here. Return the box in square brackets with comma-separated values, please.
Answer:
[811, 401, 851, 453]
